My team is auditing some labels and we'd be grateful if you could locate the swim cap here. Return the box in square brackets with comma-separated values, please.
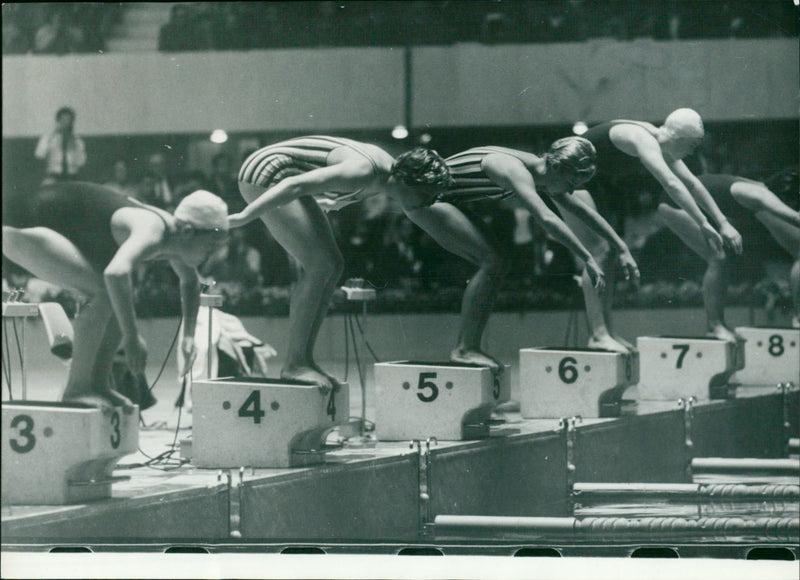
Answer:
[663, 108, 704, 140]
[174, 190, 229, 233]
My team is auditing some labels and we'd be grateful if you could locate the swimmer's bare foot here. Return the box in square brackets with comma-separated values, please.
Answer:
[281, 365, 334, 395]
[611, 334, 637, 353]
[65, 390, 134, 415]
[588, 334, 631, 354]
[707, 324, 738, 343]
[314, 364, 342, 392]
[450, 348, 504, 374]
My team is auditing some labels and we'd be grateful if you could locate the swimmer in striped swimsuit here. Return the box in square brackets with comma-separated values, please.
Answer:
[3, 182, 230, 410]
[402, 137, 613, 371]
[231, 135, 453, 392]
[659, 173, 800, 334]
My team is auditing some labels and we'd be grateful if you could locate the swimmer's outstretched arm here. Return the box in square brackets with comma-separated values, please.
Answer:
[103, 219, 163, 375]
[230, 161, 374, 227]
[732, 181, 800, 228]
[485, 158, 605, 290]
[553, 191, 640, 282]
[671, 162, 743, 254]
[170, 259, 200, 377]
[621, 130, 725, 257]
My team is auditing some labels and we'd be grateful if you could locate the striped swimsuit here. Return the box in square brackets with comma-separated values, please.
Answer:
[238, 135, 381, 212]
[440, 147, 530, 205]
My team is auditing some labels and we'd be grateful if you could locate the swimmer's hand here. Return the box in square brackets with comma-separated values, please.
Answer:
[701, 222, 726, 259]
[586, 258, 605, 292]
[617, 249, 640, 287]
[719, 221, 743, 255]
[124, 333, 148, 376]
[179, 336, 197, 377]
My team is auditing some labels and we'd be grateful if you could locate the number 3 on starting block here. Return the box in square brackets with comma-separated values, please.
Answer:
[374, 361, 510, 441]
[732, 327, 799, 386]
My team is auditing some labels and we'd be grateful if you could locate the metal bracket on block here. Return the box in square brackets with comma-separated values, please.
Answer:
[410, 437, 438, 539]
[778, 382, 798, 456]
[290, 423, 345, 467]
[678, 397, 697, 480]
[559, 415, 582, 499]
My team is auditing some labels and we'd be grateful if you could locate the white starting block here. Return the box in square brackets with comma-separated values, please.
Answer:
[1, 401, 138, 504]
[731, 327, 799, 386]
[374, 361, 511, 441]
[519, 347, 638, 419]
[637, 336, 738, 400]
[191, 377, 350, 468]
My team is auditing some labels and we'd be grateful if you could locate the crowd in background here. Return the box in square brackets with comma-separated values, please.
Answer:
[3, 2, 796, 56]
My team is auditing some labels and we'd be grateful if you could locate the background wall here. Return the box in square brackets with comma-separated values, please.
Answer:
[3, 38, 797, 138]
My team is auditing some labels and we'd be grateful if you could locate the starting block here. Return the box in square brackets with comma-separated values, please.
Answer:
[519, 347, 638, 419]
[1, 401, 138, 504]
[374, 361, 511, 441]
[637, 336, 737, 400]
[191, 377, 350, 468]
[731, 327, 799, 386]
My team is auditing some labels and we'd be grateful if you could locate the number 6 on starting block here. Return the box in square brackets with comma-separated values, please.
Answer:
[1, 401, 138, 504]
[637, 336, 738, 400]
[519, 347, 638, 419]
[731, 327, 799, 386]
[374, 361, 510, 440]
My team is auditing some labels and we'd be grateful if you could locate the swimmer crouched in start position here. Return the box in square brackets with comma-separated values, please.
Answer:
[229, 136, 453, 392]
[2, 182, 230, 410]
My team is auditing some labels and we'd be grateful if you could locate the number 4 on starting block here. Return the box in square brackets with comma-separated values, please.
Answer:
[1, 401, 138, 504]
[637, 336, 738, 400]
[191, 377, 350, 468]
[731, 327, 799, 386]
[374, 361, 511, 441]
[519, 347, 638, 419]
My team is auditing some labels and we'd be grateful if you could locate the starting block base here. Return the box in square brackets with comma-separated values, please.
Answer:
[637, 336, 738, 401]
[519, 347, 638, 419]
[731, 327, 799, 386]
[191, 377, 350, 468]
[1, 401, 139, 505]
[374, 361, 511, 441]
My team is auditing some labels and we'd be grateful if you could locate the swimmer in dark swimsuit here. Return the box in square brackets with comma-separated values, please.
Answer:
[229, 136, 452, 392]
[659, 174, 800, 335]
[3, 182, 230, 411]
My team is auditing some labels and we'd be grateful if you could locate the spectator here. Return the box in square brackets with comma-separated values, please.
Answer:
[174, 169, 210, 203]
[200, 228, 263, 289]
[33, 7, 85, 54]
[143, 152, 178, 210]
[34, 106, 86, 185]
[2, 17, 31, 54]
[103, 159, 138, 198]
[209, 152, 244, 213]
[159, 4, 195, 52]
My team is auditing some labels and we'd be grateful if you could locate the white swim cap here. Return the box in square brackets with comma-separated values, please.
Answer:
[174, 190, 229, 232]
[663, 108, 704, 140]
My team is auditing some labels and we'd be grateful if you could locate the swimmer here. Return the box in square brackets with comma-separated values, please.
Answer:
[658, 173, 800, 337]
[403, 137, 611, 370]
[566, 108, 743, 351]
[229, 136, 452, 392]
[3, 182, 229, 411]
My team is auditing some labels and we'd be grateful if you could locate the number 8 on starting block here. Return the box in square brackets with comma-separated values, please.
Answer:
[731, 327, 799, 386]
[519, 347, 638, 419]
[374, 361, 511, 440]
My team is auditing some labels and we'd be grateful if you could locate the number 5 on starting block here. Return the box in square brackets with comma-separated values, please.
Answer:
[519, 347, 638, 419]
[637, 336, 738, 400]
[374, 361, 510, 441]
[731, 327, 799, 386]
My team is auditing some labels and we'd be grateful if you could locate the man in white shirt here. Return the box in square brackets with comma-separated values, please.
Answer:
[34, 106, 86, 185]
